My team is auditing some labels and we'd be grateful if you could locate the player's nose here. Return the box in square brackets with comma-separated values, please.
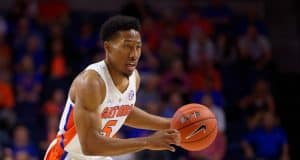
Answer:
[128, 48, 139, 59]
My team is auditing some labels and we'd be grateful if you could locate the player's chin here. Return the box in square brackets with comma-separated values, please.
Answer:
[124, 65, 136, 75]
[123, 69, 135, 77]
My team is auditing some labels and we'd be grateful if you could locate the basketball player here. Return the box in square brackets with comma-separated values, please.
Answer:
[44, 15, 181, 160]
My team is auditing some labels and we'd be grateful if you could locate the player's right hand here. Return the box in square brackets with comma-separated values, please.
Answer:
[145, 129, 181, 152]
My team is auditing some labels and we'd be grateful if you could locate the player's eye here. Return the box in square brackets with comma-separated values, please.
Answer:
[124, 44, 133, 49]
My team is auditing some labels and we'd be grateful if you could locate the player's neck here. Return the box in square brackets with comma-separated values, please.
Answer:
[104, 60, 129, 88]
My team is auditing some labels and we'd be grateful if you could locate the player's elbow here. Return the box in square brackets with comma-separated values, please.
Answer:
[81, 138, 108, 156]
[82, 146, 111, 156]
[81, 143, 98, 156]
[81, 138, 101, 156]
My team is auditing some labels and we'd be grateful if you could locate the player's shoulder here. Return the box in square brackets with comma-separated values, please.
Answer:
[72, 70, 106, 107]
[75, 70, 105, 89]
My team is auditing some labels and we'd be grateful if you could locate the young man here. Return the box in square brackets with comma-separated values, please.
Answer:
[44, 15, 181, 160]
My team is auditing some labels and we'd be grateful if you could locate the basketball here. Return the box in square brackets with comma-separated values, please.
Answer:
[170, 103, 218, 151]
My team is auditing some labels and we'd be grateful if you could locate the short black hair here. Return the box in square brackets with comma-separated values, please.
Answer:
[100, 15, 141, 41]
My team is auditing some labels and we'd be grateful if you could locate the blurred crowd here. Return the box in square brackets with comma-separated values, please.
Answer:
[0, 0, 290, 160]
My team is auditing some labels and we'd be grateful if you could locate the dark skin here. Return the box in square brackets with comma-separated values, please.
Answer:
[71, 29, 180, 156]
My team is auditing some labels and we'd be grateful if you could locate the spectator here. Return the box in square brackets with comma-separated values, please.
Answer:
[2, 148, 14, 160]
[238, 25, 271, 64]
[46, 23, 71, 58]
[160, 59, 189, 95]
[141, 16, 161, 51]
[189, 58, 222, 92]
[0, 17, 11, 69]
[16, 34, 45, 74]
[191, 77, 224, 108]
[160, 7, 180, 32]
[239, 79, 276, 114]
[0, 17, 14, 111]
[39, 116, 59, 153]
[214, 32, 237, 66]
[188, 28, 216, 68]
[136, 74, 160, 108]
[203, 0, 233, 34]
[0, 70, 16, 132]
[162, 92, 184, 118]
[201, 95, 226, 133]
[137, 44, 159, 75]
[176, 9, 213, 39]
[236, 25, 272, 92]
[72, 22, 97, 71]
[11, 125, 38, 160]
[9, 0, 38, 21]
[40, 89, 64, 151]
[43, 88, 65, 118]
[158, 26, 183, 72]
[0, 131, 12, 158]
[15, 150, 31, 160]
[242, 111, 290, 160]
[50, 39, 68, 79]
[90, 38, 106, 63]
[14, 56, 42, 131]
[15, 55, 42, 104]
[13, 17, 32, 53]
[0, 71, 15, 110]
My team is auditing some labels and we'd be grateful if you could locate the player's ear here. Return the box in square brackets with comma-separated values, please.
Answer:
[103, 41, 110, 53]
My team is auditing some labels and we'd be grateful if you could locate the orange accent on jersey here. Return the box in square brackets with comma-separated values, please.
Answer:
[45, 107, 76, 160]
[44, 139, 64, 160]
[102, 120, 117, 137]
[66, 108, 74, 130]
[101, 104, 133, 119]
[116, 105, 133, 117]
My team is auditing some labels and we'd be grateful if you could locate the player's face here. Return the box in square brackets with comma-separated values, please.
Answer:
[106, 29, 142, 76]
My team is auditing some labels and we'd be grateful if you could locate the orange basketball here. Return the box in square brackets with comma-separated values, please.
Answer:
[170, 103, 218, 151]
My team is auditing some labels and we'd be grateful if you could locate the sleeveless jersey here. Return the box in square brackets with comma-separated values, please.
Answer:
[44, 61, 137, 160]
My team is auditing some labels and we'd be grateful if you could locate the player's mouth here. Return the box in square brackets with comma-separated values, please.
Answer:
[126, 62, 136, 71]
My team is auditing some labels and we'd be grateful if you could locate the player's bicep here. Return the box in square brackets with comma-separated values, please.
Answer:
[73, 71, 105, 152]
[74, 100, 101, 149]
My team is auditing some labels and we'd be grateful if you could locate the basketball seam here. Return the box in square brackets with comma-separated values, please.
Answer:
[178, 106, 209, 115]
[181, 123, 218, 143]
[179, 106, 205, 111]
[176, 117, 216, 130]
[178, 104, 207, 112]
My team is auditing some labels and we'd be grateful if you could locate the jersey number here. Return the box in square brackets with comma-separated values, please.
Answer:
[102, 120, 117, 137]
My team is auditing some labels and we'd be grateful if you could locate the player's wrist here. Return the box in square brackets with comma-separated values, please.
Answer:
[141, 137, 151, 150]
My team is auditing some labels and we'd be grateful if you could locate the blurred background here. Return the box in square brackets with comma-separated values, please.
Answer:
[0, 0, 299, 159]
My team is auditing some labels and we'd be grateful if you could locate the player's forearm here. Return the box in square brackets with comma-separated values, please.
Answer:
[83, 135, 149, 156]
[127, 115, 170, 130]
[125, 107, 171, 130]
